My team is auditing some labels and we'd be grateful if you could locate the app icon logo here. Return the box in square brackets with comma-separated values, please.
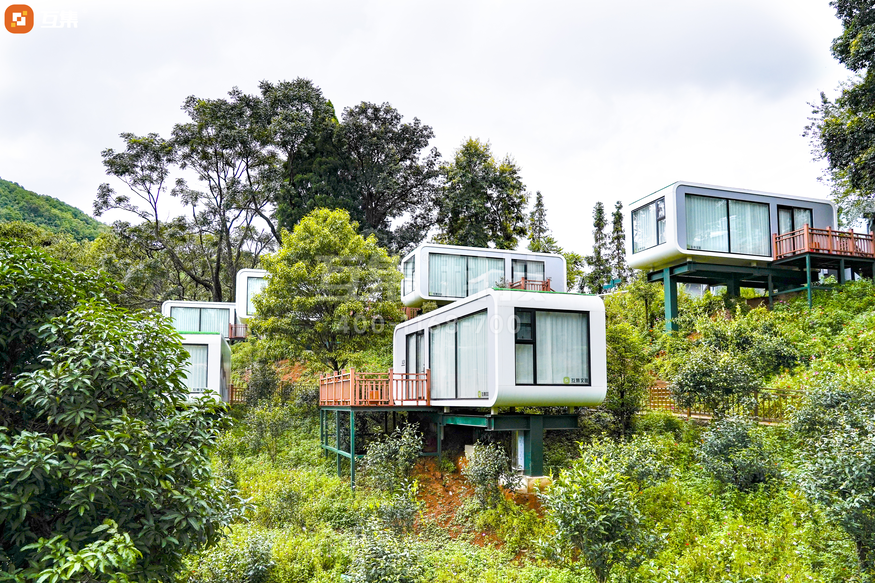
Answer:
[5, 5, 34, 34]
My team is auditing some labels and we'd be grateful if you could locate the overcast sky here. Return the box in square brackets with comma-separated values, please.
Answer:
[0, 0, 850, 253]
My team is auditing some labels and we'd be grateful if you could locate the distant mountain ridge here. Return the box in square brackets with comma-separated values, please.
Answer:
[0, 177, 105, 241]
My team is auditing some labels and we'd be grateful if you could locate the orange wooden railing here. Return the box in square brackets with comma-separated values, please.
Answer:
[774, 224, 875, 260]
[229, 323, 248, 339]
[508, 277, 553, 292]
[319, 368, 430, 407]
[646, 384, 802, 424]
[228, 385, 246, 405]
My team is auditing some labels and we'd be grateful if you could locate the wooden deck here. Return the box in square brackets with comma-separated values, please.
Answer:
[228, 323, 248, 339]
[508, 277, 554, 292]
[646, 383, 803, 424]
[774, 225, 875, 260]
[319, 368, 431, 407]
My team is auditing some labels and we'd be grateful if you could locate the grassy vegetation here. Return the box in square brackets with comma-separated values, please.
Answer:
[181, 280, 875, 582]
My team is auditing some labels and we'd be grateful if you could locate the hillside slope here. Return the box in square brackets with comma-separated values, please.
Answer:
[0, 177, 105, 241]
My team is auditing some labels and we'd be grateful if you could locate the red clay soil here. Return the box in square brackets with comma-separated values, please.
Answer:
[411, 455, 543, 548]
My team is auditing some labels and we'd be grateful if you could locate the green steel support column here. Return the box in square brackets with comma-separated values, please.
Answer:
[523, 416, 545, 476]
[767, 275, 774, 308]
[839, 258, 846, 284]
[319, 409, 324, 456]
[663, 267, 678, 333]
[335, 411, 341, 477]
[806, 254, 813, 309]
[726, 277, 741, 298]
[350, 411, 356, 490]
[436, 416, 442, 466]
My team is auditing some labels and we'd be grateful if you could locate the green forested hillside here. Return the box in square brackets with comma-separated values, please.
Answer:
[0, 177, 105, 241]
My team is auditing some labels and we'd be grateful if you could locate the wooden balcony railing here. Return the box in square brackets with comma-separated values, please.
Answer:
[319, 368, 430, 407]
[508, 277, 553, 292]
[646, 384, 803, 424]
[229, 323, 248, 339]
[774, 224, 875, 260]
[228, 384, 246, 405]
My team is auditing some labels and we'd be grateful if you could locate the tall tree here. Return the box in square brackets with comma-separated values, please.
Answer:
[807, 1, 875, 224]
[435, 138, 528, 249]
[337, 102, 441, 253]
[609, 201, 630, 285]
[527, 191, 554, 252]
[251, 209, 403, 371]
[583, 202, 612, 294]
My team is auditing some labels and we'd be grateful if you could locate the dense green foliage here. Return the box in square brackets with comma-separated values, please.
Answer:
[252, 208, 402, 371]
[359, 424, 423, 495]
[604, 321, 649, 436]
[582, 202, 611, 294]
[461, 442, 521, 507]
[697, 416, 779, 491]
[0, 244, 243, 582]
[0, 178, 105, 241]
[435, 138, 528, 249]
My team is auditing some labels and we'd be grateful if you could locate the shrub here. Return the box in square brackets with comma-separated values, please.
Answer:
[181, 527, 274, 583]
[244, 404, 294, 463]
[543, 438, 660, 583]
[349, 519, 424, 583]
[670, 346, 760, 417]
[462, 442, 521, 507]
[245, 361, 279, 406]
[604, 321, 649, 437]
[374, 481, 421, 535]
[697, 416, 778, 491]
[360, 423, 423, 494]
[633, 410, 686, 439]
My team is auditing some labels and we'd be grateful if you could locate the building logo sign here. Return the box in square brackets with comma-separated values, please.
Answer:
[5, 5, 33, 33]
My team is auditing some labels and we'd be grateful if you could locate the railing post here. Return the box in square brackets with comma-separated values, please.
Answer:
[388, 368, 394, 405]
[803, 223, 810, 253]
[351, 368, 358, 406]
[426, 369, 431, 406]
[850, 228, 856, 255]
[828, 226, 834, 253]
[772, 232, 778, 259]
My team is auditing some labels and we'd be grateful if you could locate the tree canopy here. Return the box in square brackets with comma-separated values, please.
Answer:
[0, 243, 243, 581]
[251, 208, 403, 371]
[435, 138, 528, 249]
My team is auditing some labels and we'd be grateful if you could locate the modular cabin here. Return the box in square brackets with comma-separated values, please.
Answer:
[400, 244, 566, 307]
[627, 181, 838, 272]
[161, 300, 239, 338]
[392, 288, 606, 408]
[178, 332, 231, 402]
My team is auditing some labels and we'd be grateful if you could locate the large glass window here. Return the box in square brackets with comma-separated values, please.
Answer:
[686, 195, 770, 256]
[170, 307, 229, 334]
[182, 344, 209, 392]
[428, 254, 504, 298]
[514, 309, 590, 385]
[402, 257, 416, 296]
[428, 311, 488, 399]
[406, 331, 424, 374]
[247, 277, 267, 316]
[778, 206, 812, 235]
[632, 197, 666, 253]
[511, 260, 545, 282]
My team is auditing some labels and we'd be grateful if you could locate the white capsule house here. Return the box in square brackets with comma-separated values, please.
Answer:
[627, 181, 837, 272]
[400, 244, 567, 307]
[392, 288, 606, 408]
[235, 268, 269, 321]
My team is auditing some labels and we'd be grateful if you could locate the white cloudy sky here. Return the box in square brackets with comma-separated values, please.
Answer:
[0, 0, 850, 253]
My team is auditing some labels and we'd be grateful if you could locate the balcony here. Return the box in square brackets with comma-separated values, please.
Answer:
[229, 323, 248, 339]
[507, 277, 554, 292]
[774, 225, 875, 260]
[319, 368, 430, 407]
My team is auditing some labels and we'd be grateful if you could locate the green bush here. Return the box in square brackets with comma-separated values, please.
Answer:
[360, 424, 423, 494]
[633, 411, 686, 439]
[373, 481, 421, 535]
[181, 527, 274, 583]
[697, 416, 779, 491]
[245, 362, 280, 406]
[244, 405, 295, 462]
[670, 346, 760, 417]
[462, 442, 521, 507]
[349, 519, 424, 583]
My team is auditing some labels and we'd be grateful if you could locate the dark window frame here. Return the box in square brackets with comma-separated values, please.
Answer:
[514, 308, 592, 387]
[511, 259, 546, 282]
[405, 330, 424, 374]
[428, 254, 505, 299]
[170, 306, 230, 335]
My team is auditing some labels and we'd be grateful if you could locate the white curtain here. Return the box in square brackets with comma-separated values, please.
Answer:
[402, 257, 416, 296]
[429, 323, 456, 399]
[200, 308, 228, 334]
[686, 195, 729, 252]
[406, 334, 417, 374]
[778, 208, 793, 235]
[428, 254, 466, 298]
[182, 344, 209, 391]
[457, 312, 487, 398]
[247, 277, 267, 315]
[511, 260, 545, 282]
[171, 307, 200, 332]
[633, 202, 656, 252]
[535, 312, 589, 385]
[729, 200, 770, 256]
[468, 257, 504, 294]
[794, 208, 812, 230]
[515, 344, 534, 384]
